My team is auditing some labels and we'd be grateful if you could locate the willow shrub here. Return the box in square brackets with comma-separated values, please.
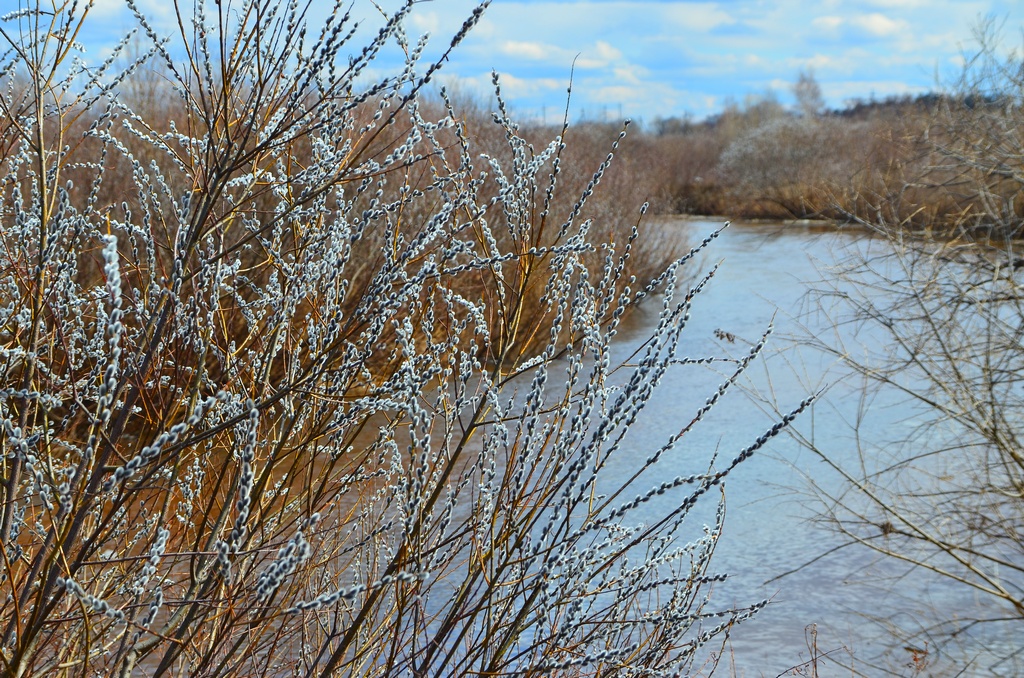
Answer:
[0, 2, 808, 676]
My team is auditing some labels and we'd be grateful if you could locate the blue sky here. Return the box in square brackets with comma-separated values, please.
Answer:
[69, 0, 1024, 123]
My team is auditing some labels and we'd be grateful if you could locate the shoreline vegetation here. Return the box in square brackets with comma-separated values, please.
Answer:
[458, 63, 1022, 243]
[539, 87, 1021, 237]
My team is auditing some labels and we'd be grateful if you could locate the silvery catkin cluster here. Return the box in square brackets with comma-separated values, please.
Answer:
[0, 1, 805, 676]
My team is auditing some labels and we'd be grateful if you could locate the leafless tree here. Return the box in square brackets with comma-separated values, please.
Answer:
[789, 20, 1024, 674]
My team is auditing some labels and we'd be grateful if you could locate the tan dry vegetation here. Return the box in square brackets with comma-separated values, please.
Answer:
[639, 82, 1022, 235]
[1, 3, 805, 677]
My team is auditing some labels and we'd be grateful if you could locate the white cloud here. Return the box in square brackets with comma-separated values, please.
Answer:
[500, 40, 552, 60]
[436, 71, 563, 111]
[789, 53, 855, 74]
[612, 65, 647, 86]
[863, 0, 928, 7]
[87, 0, 127, 18]
[593, 41, 622, 62]
[811, 12, 909, 38]
[492, 38, 624, 70]
[812, 16, 844, 31]
[683, 52, 743, 78]
[410, 11, 442, 35]
[492, 72, 565, 99]
[66, 0, 1024, 122]
[588, 80, 683, 120]
[851, 13, 908, 37]
[593, 84, 646, 102]
[662, 3, 737, 32]
[573, 40, 625, 69]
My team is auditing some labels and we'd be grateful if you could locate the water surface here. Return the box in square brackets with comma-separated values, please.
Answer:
[614, 219, 1022, 676]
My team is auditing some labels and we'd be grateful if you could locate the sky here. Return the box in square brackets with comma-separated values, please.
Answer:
[57, 0, 1024, 124]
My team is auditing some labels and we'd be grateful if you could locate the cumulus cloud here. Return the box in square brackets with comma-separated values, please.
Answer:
[594, 41, 623, 62]
[493, 38, 622, 70]
[851, 12, 909, 37]
[589, 80, 684, 120]
[66, 0, 1024, 122]
[661, 3, 738, 32]
[612, 65, 647, 86]
[501, 41, 552, 60]
[812, 16, 844, 31]
[488, 73, 565, 99]
[794, 53, 853, 74]
[410, 11, 442, 35]
[811, 12, 909, 38]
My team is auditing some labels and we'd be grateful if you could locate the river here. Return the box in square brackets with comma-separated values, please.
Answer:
[610, 218, 1023, 676]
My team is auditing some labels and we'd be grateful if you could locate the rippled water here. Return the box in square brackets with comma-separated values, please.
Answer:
[612, 219, 1023, 676]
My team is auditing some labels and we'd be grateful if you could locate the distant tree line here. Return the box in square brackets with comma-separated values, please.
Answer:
[568, 70, 1022, 235]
